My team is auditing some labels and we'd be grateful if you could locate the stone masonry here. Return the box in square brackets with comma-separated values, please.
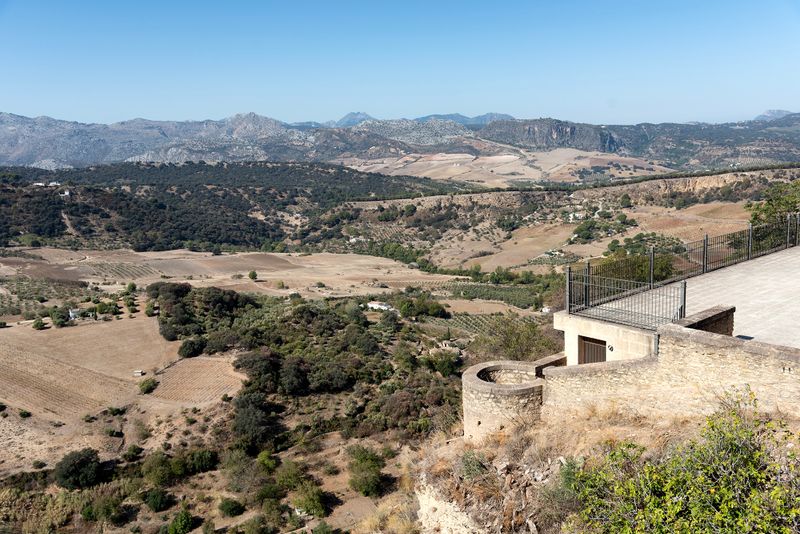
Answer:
[462, 355, 565, 444]
[542, 307, 800, 419]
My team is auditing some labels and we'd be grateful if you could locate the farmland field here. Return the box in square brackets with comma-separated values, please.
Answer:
[151, 357, 244, 405]
[0, 314, 229, 475]
[0, 320, 164, 416]
[423, 312, 539, 336]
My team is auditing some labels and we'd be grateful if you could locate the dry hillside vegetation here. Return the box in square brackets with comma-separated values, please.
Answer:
[420, 395, 800, 533]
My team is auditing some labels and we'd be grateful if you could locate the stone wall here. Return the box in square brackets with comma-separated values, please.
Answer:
[542, 312, 800, 419]
[675, 305, 735, 335]
[462, 355, 565, 445]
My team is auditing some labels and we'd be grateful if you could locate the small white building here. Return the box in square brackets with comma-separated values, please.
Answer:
[366, 301, 394, 312]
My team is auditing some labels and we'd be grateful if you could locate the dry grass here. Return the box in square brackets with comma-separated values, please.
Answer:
[353, 465, 419, 534]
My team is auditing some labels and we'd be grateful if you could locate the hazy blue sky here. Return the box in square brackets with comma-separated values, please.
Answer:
[0, 0, 797, 125]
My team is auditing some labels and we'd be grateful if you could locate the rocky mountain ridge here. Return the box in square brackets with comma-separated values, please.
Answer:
[2, 110, 800, 170]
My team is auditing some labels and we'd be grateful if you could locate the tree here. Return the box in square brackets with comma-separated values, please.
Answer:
[32, 317, 45, 330]
[248, 270, 258, 281]
[292, 481, 328, 518]
[471, 315, 560, 361]
[748, 180, 800, 222]
[139, 377, 158, 394]
[54, 448, 102, 489]
[49, 307, 70, 327]
[178, 336, 206, 358]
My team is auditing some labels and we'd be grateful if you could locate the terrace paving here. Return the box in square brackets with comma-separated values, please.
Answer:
[683, 246, 800, 348]
[572, 246, 800, 348]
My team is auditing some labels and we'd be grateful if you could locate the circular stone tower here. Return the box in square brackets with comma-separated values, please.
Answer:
[462, 360, 544, 445]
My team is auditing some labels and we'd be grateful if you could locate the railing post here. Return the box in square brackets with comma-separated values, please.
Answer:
[565, 266, 571, 314]
[583, 261, 591, 308]
[648, 246, 655, 288]
[795, 214, 799, 247]
[787, 213, 792, 249]
[702, 234, 709, 273]
[747, 223, 753, 260]
[680, 280, 687, 319]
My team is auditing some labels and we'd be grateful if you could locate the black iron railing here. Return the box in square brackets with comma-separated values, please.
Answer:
[573, 214, 799, 286]
[566, 272, 686, 330]
[566, 214, 799, 330]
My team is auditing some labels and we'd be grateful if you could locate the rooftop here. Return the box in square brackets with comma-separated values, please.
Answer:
[683, 246, 800, 348]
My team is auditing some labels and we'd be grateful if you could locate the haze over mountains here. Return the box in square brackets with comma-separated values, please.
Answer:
[1, 109, 799, 171]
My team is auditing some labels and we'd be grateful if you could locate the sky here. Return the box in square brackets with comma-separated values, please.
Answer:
[0, 0, 798, 125]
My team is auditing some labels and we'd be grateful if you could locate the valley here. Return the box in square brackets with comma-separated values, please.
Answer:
[0, 160, 797, 533]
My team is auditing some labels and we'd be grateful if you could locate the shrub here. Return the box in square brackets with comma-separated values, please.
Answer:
[139, 377, 158, 394]
[275, 460, 306, 490]
[53, 448, 102, 489]
[143, 488, 173, 512]
[168, 508, 193, 534]
[18, 409, 32, 418]
[122, 444, 144, 462]
[292, 481, 327, 518]
[248, 270, 257, 280]
[461, 451, 488, 480]
[255, 482, 286, 503]
[568, 391, 800, 532]
[32, 460, 46, 469]
[32, 318, 45, 330]
[256, 450, 279, 473]
[141, 451, 174, 486]
[347, 445, 386, 497]
[82, 494, 125, 525]
[142, 448, 218, 487]
[219, 497, 246, 517]
[0, 321, 6, 328]
[312, 521, 334, 534]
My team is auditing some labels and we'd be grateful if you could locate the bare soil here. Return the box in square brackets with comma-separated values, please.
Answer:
[0, 314, 244, 476]
[343, 147, 672, 187]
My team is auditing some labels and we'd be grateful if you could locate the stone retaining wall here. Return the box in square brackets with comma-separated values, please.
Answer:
[542, 308, 800, 419]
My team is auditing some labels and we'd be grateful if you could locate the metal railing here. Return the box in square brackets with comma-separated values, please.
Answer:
[566, 214, 799, 330]
[566, 271, 686, 330]
[573, 214, 799, 286]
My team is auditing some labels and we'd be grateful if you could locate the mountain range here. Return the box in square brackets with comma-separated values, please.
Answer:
[1, 110, 799, 170]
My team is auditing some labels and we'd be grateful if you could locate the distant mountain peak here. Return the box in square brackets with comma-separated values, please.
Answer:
[335, 112, 375, 128]
[414, 112, 515, 126]
[754, 109, 795, 122]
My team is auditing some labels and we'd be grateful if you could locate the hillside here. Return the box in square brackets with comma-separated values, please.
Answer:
[0, 162, 470, 251]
